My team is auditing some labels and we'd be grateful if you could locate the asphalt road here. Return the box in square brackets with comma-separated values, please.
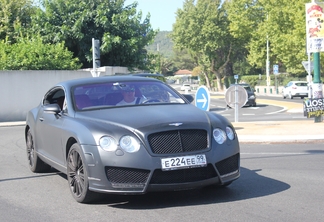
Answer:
[207, 95, 306, 122]
[1, 126, 323, 222]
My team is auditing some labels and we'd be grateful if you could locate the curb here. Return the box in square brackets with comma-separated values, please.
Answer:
[0, 121, 25, 127]
[237, 135, 324, 143]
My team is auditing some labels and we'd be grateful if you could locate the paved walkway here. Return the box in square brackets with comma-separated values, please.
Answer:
[215, 93, 324, 143]
[232, 120, 324, 143]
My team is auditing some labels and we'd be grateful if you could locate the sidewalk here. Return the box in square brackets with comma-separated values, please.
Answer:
[214, 92, 324, 143]
[232, 120, 324, 143]
[0, 121, 25, 127]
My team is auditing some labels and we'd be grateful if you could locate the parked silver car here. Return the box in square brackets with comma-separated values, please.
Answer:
[282, 81, 308, 99]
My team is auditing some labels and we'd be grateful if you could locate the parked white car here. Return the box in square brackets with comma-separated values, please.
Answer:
[282, 81, 308, 99]
[181, 83, 192, 91]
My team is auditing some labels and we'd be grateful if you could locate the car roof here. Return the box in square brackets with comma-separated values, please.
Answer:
[230, 83, 251, 87]
[129, 73, 164, 77]
[56, 75, 162, 88]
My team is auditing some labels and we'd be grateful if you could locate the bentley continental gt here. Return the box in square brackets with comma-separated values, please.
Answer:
[25, 76, 240, 203]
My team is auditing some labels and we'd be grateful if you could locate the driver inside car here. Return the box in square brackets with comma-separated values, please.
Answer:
[116, 85, 144, 106]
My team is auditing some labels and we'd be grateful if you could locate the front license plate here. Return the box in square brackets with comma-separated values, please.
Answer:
[161, 154, 207, 171]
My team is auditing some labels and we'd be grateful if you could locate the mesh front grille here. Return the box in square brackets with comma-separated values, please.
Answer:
[215, 154, 240, 176]
[150, 164, 217, 184]
[148, 129, 208, 154]
[106, 167, 150, 184]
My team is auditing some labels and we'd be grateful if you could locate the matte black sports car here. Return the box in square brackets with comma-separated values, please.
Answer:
[25, 76, 240, 203]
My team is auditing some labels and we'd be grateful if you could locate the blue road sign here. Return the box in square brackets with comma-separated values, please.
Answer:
[195, 86, 210, 111]
[273, 64, 279, 75]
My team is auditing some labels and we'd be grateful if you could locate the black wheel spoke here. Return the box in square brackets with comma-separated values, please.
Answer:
[26, 132, 34, 167]
[66, 143, 95, 203]
[25, 129, 51, 173]
[67, 147, 86, 198]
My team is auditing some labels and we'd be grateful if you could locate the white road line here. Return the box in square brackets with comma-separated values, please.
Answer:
[265, 107, 287, 115]
[241, 152, 308, 155]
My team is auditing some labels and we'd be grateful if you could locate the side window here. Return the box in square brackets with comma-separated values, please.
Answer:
[43, 88, 66, 110]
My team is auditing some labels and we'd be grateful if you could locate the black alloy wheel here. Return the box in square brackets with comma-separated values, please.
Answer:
[26, 129, 51, 173]
[67, 143, 96, 203]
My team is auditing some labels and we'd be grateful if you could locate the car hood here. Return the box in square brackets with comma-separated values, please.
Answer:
[74, 104, 212, 132]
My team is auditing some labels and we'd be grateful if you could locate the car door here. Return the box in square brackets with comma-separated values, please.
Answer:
[35, 87, 66, 166]
[283, 82, 292, 95]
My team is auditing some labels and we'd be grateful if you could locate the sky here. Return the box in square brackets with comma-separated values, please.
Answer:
[124, 0, 185, 31]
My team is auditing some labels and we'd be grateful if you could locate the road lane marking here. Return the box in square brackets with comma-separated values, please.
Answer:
[241, 152, 309, 155]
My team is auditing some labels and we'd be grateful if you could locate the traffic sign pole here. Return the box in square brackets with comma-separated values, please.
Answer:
[224, 84, 248, 122]
[313, 52, 323, 122]
[273, 65, 279, 94]
[235, 85, 239, 122]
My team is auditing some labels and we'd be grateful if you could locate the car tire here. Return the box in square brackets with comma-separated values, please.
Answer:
[67, 143, 98, 203]
[253, 103, 257, 107]
[282, 93, 286, 99]
[26, 129, 51, 173]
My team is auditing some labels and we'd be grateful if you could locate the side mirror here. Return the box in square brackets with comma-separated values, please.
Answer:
[43, 104, 61, 114]
[182, 94, 194, 103]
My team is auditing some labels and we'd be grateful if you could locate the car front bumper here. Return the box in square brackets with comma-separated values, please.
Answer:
[81, 143, 240, 194]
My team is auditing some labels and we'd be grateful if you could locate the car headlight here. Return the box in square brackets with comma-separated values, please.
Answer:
[119, 135, 140, 153]
[99, 136, 117, 152]
[249, 95, 255, 99]
[226, 126, 235, 140]
[213, 128, 227, 144]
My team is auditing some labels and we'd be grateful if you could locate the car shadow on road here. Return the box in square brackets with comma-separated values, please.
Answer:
[92, 167, 290, 208]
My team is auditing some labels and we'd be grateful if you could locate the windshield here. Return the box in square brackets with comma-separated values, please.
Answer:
[72, 80, 185, 110]
[295, 82, 308, 87]
[243, 86, 252, 91]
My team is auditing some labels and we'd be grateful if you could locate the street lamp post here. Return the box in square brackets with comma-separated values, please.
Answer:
[266, 35, 270, 89]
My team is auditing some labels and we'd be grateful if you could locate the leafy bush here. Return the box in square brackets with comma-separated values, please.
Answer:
[0, 37, 81, 70]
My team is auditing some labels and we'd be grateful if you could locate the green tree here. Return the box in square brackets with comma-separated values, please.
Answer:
[32, 0, 157, 69]
[171, 48, 197, 71]
[171, 0, 234, 90]
[0, 36, 81, 70]
[0, 0, 35, 43]
[142, 53, 174, 75]
[225, 0, 310, 76]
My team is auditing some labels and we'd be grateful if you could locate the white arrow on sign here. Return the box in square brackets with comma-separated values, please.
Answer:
[197, 93, 207, 108]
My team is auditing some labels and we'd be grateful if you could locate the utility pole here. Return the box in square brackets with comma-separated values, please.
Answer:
[266, 35, 270, 89]
[157, 43, 161, 74]
[266, 13, 270, 91]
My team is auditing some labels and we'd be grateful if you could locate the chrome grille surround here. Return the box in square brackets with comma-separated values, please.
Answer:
[148, 129, 208, 154]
